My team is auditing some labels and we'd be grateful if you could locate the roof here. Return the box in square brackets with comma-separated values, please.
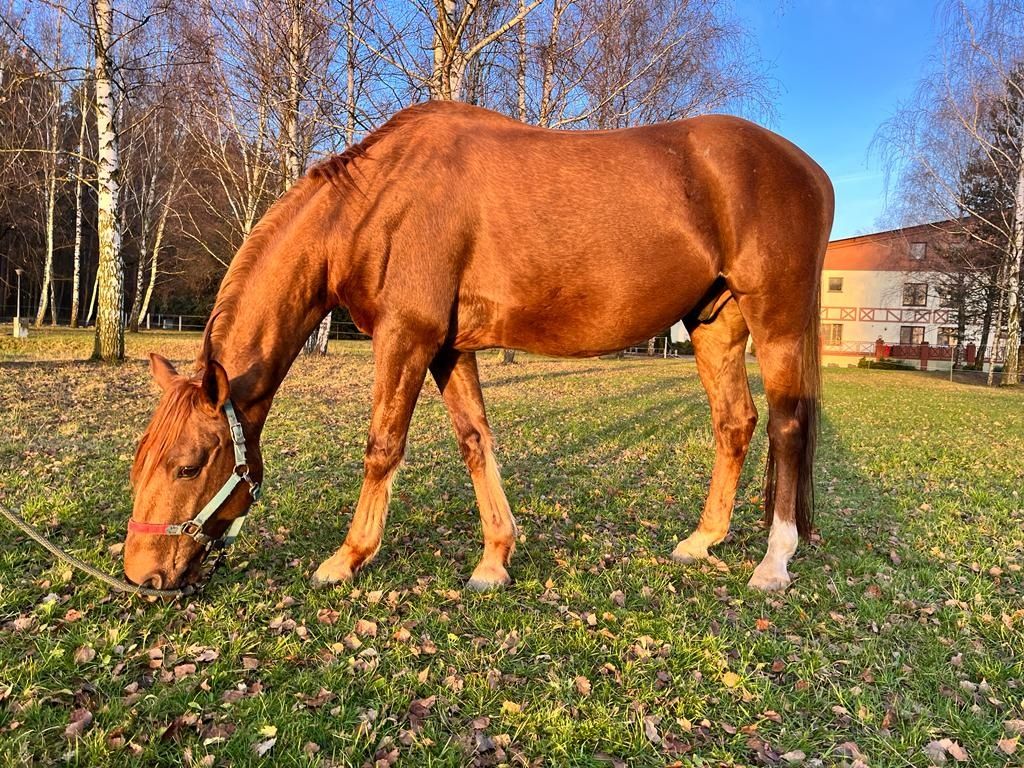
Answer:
[825, 221, 957, 272]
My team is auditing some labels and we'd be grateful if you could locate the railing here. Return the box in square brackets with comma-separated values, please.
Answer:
[821, 340, 876, 355]
[821, 306, 955, 324]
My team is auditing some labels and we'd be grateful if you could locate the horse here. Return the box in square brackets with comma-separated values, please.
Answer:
[124, 100, 834, 594]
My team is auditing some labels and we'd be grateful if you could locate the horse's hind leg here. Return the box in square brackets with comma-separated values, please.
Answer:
[672, 297, 757, 563]
[430, 349, 517, 590]
[734, 294, 820, 592]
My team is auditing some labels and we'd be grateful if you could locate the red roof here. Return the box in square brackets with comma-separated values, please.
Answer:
[825, 222, 954, 272]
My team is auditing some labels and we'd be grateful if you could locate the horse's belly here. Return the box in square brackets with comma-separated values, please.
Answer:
[453, 267, 712, 356]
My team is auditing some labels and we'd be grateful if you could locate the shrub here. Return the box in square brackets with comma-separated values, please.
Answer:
[857, 357, 916, 370]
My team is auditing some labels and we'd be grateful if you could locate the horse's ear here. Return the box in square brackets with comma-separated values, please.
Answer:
[149, 353, 180, 392]
[201, 360, 230, 412]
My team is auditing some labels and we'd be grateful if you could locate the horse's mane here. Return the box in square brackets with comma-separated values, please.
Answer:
[132, 379, 206, 486]
[307, 102, 434, 192]
[198, 103, 435, 362]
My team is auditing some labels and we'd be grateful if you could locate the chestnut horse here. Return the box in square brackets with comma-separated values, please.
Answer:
[125, 101, 833, 593]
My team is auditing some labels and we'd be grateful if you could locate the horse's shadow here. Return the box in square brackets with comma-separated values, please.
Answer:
[274, 361, 792, 586]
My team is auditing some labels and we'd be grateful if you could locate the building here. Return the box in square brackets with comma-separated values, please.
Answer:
[820, 222, 992, 370]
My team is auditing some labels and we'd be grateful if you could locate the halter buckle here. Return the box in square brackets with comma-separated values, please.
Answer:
[178, 520, 205, 539]
[230, 420, 246, 446]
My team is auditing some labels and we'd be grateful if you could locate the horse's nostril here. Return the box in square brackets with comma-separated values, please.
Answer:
[141, 572, 164, 590]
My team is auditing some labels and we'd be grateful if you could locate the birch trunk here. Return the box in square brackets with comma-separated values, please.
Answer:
[501, 0, 529, 367]
[128, 173, 157, 333]
[538, 0, 564, 128]
[988, 261, 1007, 386]
[70, 87, 88, 327]
[35, 81, 61, 327]
[86, 269, 99, 325]
[1000, 136, 1024, 385]
[91, 0, 125, 361]
[284, 1, 304, 189]
[138, 168, 176, 324]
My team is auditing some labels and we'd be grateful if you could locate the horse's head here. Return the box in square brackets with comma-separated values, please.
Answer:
[124, 353, 261, 591]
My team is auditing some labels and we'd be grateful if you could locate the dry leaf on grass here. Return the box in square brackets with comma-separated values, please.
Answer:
[64, 708, 93, 740]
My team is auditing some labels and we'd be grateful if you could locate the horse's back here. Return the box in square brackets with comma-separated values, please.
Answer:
[364, 103, 834, 355]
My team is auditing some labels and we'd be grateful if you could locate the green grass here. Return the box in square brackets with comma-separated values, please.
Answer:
[1, 329, 1023, 766]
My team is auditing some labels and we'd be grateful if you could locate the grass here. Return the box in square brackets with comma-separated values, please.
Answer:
[1, 328, 1023, 767]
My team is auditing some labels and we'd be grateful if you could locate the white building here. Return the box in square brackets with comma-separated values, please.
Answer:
[820, 223, 990, 370]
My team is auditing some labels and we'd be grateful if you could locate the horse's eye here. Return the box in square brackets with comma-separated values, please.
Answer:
[178, 465, 201, 479]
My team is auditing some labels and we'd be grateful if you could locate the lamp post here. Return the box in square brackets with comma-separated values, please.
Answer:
[14, 268, 23, 338]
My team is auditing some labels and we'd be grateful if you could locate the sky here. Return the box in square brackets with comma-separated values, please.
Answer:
[733, 0, 942, 240]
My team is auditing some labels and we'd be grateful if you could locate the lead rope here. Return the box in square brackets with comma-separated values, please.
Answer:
[0, 501, 197, 599]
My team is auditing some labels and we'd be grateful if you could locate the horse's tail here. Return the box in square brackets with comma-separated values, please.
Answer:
[763, 284, 821, 541]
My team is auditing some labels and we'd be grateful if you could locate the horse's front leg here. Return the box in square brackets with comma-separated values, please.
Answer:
[430, 349, 517, 590]
[312, 329, 438, 585]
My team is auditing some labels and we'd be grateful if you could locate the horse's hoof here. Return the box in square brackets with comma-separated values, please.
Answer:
[467, 563, 511, 591]
[312, 556, 355, 587]
[747, 566, 791, 592]
[670, 541, 708, 564]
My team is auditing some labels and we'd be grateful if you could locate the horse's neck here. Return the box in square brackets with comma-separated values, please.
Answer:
[210, 184, 350, 430]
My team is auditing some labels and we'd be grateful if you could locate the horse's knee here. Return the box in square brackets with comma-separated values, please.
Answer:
[364, 433, 403, 481]
[459, 429, 488, 473]
[716, 409, 757, 458]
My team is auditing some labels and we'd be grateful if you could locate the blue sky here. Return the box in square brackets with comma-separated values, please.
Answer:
[733, 0, 941, 239]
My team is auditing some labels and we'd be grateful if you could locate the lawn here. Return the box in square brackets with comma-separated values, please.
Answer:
[1, 329, 1023, 767]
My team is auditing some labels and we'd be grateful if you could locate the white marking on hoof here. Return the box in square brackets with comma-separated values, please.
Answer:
[747, 563, 791, 591]
[748, 519, 798, 592]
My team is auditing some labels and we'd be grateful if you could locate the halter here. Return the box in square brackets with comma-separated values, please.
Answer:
[128, 401, 260, 554]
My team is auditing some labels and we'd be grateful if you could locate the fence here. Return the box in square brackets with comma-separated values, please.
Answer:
[622, 338, 688, 358]
[1, 309, 371, 342]
[824, 337, 1018, 372]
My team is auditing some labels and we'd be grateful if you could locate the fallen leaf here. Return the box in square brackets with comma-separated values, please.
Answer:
[173, 663, 197, 680]
[997, 737, 1018, 756]
[722, 671, 741, 688]
[354, 619, 378, 637]
[642, 715, 661, 744]
[780, 750, 806, 764]
[64, 708, 93, 740]
[74, 646, 96, 665]
[501, 700, 522, 715]
[574, 675, 592, 696]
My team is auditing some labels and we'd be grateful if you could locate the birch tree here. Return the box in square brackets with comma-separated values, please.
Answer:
[878, 0, 1024, 385]
[69, 81, 89, 327]
[91, 0, 124, 361]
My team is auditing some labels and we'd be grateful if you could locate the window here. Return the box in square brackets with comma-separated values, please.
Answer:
[828, 277, 844, 293]
[937, 327, 957, 347]
[900, 326, 925, 345]
[902, 283, 928, 306]
[910, 242, 927, 260]
[824, 324, 843, 344]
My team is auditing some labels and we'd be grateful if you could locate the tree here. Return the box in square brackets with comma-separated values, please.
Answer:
[91, 0, 124, 361]
[877, 0, 1024, 384]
